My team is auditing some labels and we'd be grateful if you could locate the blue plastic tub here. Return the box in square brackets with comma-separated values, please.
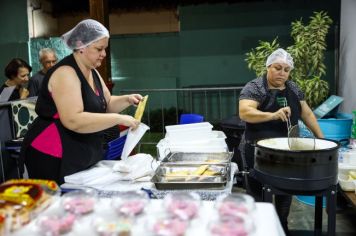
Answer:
[318, 113, 352, 144]
[296, 196, 326, 208]
[179, 114, 204, 124]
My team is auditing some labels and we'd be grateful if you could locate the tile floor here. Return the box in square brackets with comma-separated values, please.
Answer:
[232, 187, 356, 235]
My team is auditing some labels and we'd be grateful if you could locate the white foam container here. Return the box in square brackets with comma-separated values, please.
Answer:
[342, 151, 356, 165]
[338, 168, 356, 191]
[165, 122, 213, 141]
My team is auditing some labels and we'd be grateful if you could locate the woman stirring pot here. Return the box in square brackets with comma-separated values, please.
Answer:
[238, 48, 323, 233]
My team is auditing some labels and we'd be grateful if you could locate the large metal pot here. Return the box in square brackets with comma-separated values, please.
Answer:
[254, 137, 339, 191]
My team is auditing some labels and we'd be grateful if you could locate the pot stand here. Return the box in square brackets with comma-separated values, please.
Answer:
[261, 184, 337, 236]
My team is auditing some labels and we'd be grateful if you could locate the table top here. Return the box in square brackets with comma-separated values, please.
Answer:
[342, 191, 356, 208]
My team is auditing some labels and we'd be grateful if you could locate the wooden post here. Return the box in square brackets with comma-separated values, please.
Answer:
[89, 0, 114, 93]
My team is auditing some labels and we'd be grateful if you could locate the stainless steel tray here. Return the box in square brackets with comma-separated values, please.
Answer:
[161, 152, 233, 164]
[151, 163, 230, 190]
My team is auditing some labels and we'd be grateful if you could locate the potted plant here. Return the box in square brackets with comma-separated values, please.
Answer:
[245, 11, 332, 109]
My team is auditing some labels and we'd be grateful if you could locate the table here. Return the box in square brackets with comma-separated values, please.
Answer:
[340, 190, 356, 209]
[13, 199, 285, 236]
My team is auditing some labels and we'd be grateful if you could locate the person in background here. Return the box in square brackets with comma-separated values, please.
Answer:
[238, 48, 324, 234]
[0, 58, 32, 101]
[20, 19, 142, 185]
[28, 48, 58, 97]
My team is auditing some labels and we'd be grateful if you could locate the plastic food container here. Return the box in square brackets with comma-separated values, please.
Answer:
[61, 189, 97, 215]
[163, 192, 200, 221]
[0, 179, 60, 232]
[343, 151, 356, 165]
[339, 174, 356, 191]
[93, 216, 132, 236]
[215, 193, 256, 219]
[209, 215, 255, 236]
[146, 215, 189, 236]
[35, 213, 76, 236]
[111, 191, 149, 218]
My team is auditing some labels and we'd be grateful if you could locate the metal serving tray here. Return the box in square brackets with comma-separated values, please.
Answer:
[151, 163, 230, 190]
[161, 152, 233, 164]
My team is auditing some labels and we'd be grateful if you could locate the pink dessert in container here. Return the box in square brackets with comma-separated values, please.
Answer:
[215, 193, 255, 220]
[112, 190, 149, 218]
[209, 215, 255, 236]
[164, 192, 200, 221]
[149, 217, 188, 236]
[36, 213, 76, 236]
[61, 189, 97, 215]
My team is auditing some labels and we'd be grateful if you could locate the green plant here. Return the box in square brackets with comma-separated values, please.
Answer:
[245, 11, 333, 109]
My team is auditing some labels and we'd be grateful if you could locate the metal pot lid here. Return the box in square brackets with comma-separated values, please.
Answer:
[256, 137, 339, 151]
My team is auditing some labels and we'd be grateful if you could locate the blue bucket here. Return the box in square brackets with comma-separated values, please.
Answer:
[317, 113, 352, 145]
[296, 196, 326, 208]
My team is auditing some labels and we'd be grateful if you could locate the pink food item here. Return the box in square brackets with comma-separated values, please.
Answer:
[63, 197, 95, 215]
[153, 218, 187, 236]
[167, 199, 198, 220]
[210, 220, 249, 236]
[117, 200, 145, 216]
[38, 214, 76, 236]
[218, 201, 249, 219]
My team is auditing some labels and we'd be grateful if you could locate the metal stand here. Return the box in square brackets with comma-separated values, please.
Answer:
[262, 184, 337, 236]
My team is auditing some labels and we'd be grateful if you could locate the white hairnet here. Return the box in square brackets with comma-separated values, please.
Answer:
[61, 19, 110, 50]
[265, 48, 294, 69]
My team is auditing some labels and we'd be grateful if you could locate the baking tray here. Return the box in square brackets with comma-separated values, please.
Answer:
[161, 152, 233, 164]
[151, 163, 230, 190]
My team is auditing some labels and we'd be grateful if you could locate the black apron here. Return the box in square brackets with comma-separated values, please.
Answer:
[243, 81, 301, 170]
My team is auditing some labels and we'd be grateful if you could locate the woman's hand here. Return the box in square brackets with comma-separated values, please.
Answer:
[19, 87, 29, 99]
[119, 114, 140, 130]
[272, 106, 291, 122]
[128, 94, 143, 106]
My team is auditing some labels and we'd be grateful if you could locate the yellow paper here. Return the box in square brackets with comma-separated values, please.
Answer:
[134, 95, 148, 121]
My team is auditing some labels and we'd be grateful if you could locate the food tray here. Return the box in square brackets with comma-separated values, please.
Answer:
[151, 163, 230, 190]
[162, 152, 233, 164]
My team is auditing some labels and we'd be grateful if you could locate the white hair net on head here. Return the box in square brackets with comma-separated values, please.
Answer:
[265, 48, 294, 69]
[61, 19, 110, 50]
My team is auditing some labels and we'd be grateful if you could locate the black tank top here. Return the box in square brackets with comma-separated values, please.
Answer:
[22, 54, 107, 181]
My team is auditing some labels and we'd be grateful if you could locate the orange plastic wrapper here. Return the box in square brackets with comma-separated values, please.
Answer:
[0, 179, 60, 232]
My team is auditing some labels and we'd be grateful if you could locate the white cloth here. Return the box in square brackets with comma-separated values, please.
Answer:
[112, 153, 159, 181]
[63, 154, 158, 190]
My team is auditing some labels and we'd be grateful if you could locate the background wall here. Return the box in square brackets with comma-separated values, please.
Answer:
[339, 0, 356, 113]
[0, 0, 29, 84]
[30, 1, 339, 90]
[2, 0, 341, 119]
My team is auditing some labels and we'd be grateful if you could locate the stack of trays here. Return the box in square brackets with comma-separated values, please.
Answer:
[151, 152, 232, 190]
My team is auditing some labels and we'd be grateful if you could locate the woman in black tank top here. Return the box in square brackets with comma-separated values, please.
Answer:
[20, 19, 142, 185]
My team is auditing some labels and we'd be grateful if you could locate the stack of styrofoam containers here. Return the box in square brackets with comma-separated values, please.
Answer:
[156, 122, 228, 159]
